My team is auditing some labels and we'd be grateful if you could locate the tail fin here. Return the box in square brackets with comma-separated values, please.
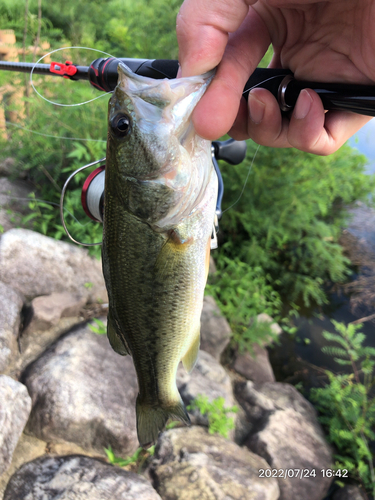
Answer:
[136, 396, 190, 449]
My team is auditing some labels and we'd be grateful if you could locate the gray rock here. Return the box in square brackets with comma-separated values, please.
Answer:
[332, 485, 367, 500]
[4, 454, 162, 500]
[208, 256, 216, 274]
[233, 343, 276, 383]
[0, 208, 21, 234]
[177, 350, 236, 429]
[151, 426, 280, 500]
[0, 229, 107, 303]
[26, 292, 87, 332]
[22, 323, 139, 456]
[0, 375, 32, 477]
[0, 158, 16, 177]
[0, 177, 32, 213]
[8, 317, 85, 380]
[0, 282, 23, 372]
[0, 433, 46, 499]
[256, 313, 283, 338]
[200, 295, 231, 361]
[236, 381, 332, 500]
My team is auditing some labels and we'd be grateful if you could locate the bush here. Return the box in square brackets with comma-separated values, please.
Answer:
[217, 140, 374, 307]
[310, 321, 375, 497]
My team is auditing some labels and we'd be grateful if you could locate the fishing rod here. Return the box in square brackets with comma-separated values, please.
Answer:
[1, 58, 375, 116]
[2, 56, 374, 248]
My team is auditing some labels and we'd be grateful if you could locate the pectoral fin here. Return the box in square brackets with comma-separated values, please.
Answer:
[107, 309, 131, 356]
[182, 328, 200, 373]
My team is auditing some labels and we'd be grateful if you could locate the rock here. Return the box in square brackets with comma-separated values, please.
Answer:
[0, 376, 32, 477]
[22, 323, 139, 456]
[4, 454, 162, 500]
[257, 313, 282, 336]
[332, 485, 367, 500]
[8, 317, 84, 380]
[0, 158, 16, 177]
[177, 350, 236, 429]
[233, 343, 276, 383]
[199, 296, 231, 361]
[0, 434, 46, 499]
[26, 292, 87, 332]
[254, 313, 283, 346]
[236, 381, 332, 500]
[0, 282, 23, 372]
[0, 177, 32, 213]
[208, 256, 216, 274]
[0, 229, 107, 303]
[0, 177, 33, 232]
[151, 426, 280, 500]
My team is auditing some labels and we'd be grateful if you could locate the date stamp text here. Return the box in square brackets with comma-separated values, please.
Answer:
[258, 468, 348, 480]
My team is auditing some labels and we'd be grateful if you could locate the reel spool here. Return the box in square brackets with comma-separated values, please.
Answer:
[60, 157, 105, 246]
[81, 165, 105, 223]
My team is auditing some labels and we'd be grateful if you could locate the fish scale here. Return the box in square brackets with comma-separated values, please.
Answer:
[102, 63, 217, 448]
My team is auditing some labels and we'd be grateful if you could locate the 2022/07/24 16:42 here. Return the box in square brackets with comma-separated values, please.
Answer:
[258, 468, 349, 479]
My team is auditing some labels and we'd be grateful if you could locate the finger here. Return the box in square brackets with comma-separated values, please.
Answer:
[190, 8, 271, 139]
[231, 87, 372, 155]
[230, 87, 290, 146]
[288, 90, 373, 155]
[176, 0, 252, 77]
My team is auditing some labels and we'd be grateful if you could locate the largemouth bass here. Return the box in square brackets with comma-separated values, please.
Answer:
[102, 63, 217, 448]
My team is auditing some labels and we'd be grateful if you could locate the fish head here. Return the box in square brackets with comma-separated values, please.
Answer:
[106, 63, 214, 228]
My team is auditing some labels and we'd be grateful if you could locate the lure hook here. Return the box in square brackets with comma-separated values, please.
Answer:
[60, 157, 105, 247]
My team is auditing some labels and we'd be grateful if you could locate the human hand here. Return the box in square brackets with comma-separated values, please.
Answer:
[176, 0, 375, 155]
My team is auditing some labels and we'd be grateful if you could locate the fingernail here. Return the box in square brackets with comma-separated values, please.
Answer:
[176, 63, 182, 79]
[294, 89, 312, 119]
[249, 91, 265, 124]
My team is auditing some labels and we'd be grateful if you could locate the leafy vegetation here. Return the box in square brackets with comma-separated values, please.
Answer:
[105, 444, 155, 471]
[88, 317, 106, 335]
[187, 395, 238, 438]
[216, 141, 373, 308]
[310, 321, 375, 497]
[206, 257, 283, 352]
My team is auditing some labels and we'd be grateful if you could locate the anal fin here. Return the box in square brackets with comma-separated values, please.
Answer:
[107, 309, 131, 356]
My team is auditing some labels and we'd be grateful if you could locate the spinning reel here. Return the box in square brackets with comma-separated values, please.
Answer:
[60, 138, 248, 248]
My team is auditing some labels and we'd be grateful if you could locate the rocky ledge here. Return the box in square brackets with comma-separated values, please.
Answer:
[0, 228, 335, 500]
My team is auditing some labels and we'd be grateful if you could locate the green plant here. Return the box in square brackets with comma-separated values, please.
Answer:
[217, 140, 373, 307]
[187, 395, 238, 439]
[310, 321, 375, 497]
[206, 256, 283, 353]
[104, 444, 155, 471]
[88, 318, 106, 335]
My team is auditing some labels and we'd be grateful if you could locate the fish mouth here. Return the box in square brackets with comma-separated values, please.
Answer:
[117, 62, 214, 140]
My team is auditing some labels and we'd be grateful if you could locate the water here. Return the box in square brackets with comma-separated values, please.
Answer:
[349, 118, 375, 175]
[271, 119, 375, 382]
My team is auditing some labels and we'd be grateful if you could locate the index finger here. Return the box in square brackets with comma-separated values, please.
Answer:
[177, 0, 271, 139]
[177, 0, 252, 77]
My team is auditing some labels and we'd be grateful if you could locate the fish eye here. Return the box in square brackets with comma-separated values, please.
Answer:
[110, 113, 131, 138]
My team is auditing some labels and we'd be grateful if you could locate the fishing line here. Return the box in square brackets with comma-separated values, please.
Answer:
[242, 74, 288, 97]
[30, 46, 118, 107]
[221, 144, 260, 216]
[219, 75, 285, 215]
[3, 120, 106, 142]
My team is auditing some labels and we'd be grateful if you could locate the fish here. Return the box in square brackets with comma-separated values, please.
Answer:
[102, 63, 217, 448]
